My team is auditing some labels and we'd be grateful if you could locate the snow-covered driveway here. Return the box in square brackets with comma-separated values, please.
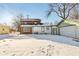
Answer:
[1, 34, 79, 47]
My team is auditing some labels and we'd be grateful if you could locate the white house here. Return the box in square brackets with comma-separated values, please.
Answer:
[21, 25, 59, 34]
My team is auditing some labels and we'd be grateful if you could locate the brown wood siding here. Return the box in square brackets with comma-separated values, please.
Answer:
[20, 21, 41, 25]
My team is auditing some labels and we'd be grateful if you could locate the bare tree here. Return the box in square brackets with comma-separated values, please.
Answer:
[69, 5, 79, 19]
[12, 14, 23, 31]
[47, 3, 78, 25]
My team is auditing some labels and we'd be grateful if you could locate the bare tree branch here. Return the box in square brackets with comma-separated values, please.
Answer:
[47, 3, 78, 26]
[12, 14, 24, 31]
[66, 4, 78, 19]
[69, 5, 79, 19]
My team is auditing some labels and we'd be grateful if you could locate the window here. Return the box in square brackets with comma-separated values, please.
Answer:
[46, 27, 49, 30]
[23, 27, 30, 32]
[24, 22, 27, 24]
[41, 26, 45, 32]
[34, 22, 37, 24]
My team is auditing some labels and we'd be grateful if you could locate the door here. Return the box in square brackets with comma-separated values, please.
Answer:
[52, 28, 57, 35]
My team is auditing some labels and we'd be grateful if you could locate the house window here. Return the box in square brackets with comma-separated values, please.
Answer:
[46, 27, 49, 30]
[34, 22, 37, 25]
[24, 22, 27, 24]
[23, 27, 30, 32]
[41, 26, 45, 32]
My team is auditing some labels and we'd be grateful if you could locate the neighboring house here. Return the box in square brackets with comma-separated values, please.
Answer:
[0, 24, 10, 34]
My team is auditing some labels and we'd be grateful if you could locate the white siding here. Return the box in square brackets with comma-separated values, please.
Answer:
[32, 26, 51, 34]
[76, 26, 79, 39]
[44, 27, 51, 34]
[60, 26, 79, 39]
[32, 27, 42, 34]
[21, 25, 59, 34]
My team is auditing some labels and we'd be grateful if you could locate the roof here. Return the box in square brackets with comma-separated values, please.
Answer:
[69, 19, 79, 23]
[57, 19, 65, 26]
[57, 19, 79, 27]
[21, 18, 41, 21]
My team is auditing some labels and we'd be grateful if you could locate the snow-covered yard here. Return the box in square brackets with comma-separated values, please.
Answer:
[0, 34, 79, 47]
[0, 34, 79, 56]
[7, 34, 79, 47]
[0, 34, 13, 39]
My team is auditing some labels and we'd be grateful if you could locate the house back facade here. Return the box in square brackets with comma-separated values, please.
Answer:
[19, 18, 42, 34]
[19, 18, 59, 34]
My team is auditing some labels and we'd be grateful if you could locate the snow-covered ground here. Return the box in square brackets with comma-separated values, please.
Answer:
[0, 34, 79, 47]
[0, 34, 79, 56]
[0, 34, 13, 39]
[7, 34, 79, 47]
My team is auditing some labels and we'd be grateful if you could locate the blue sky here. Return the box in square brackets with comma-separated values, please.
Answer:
[0, 3, 60, 26]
